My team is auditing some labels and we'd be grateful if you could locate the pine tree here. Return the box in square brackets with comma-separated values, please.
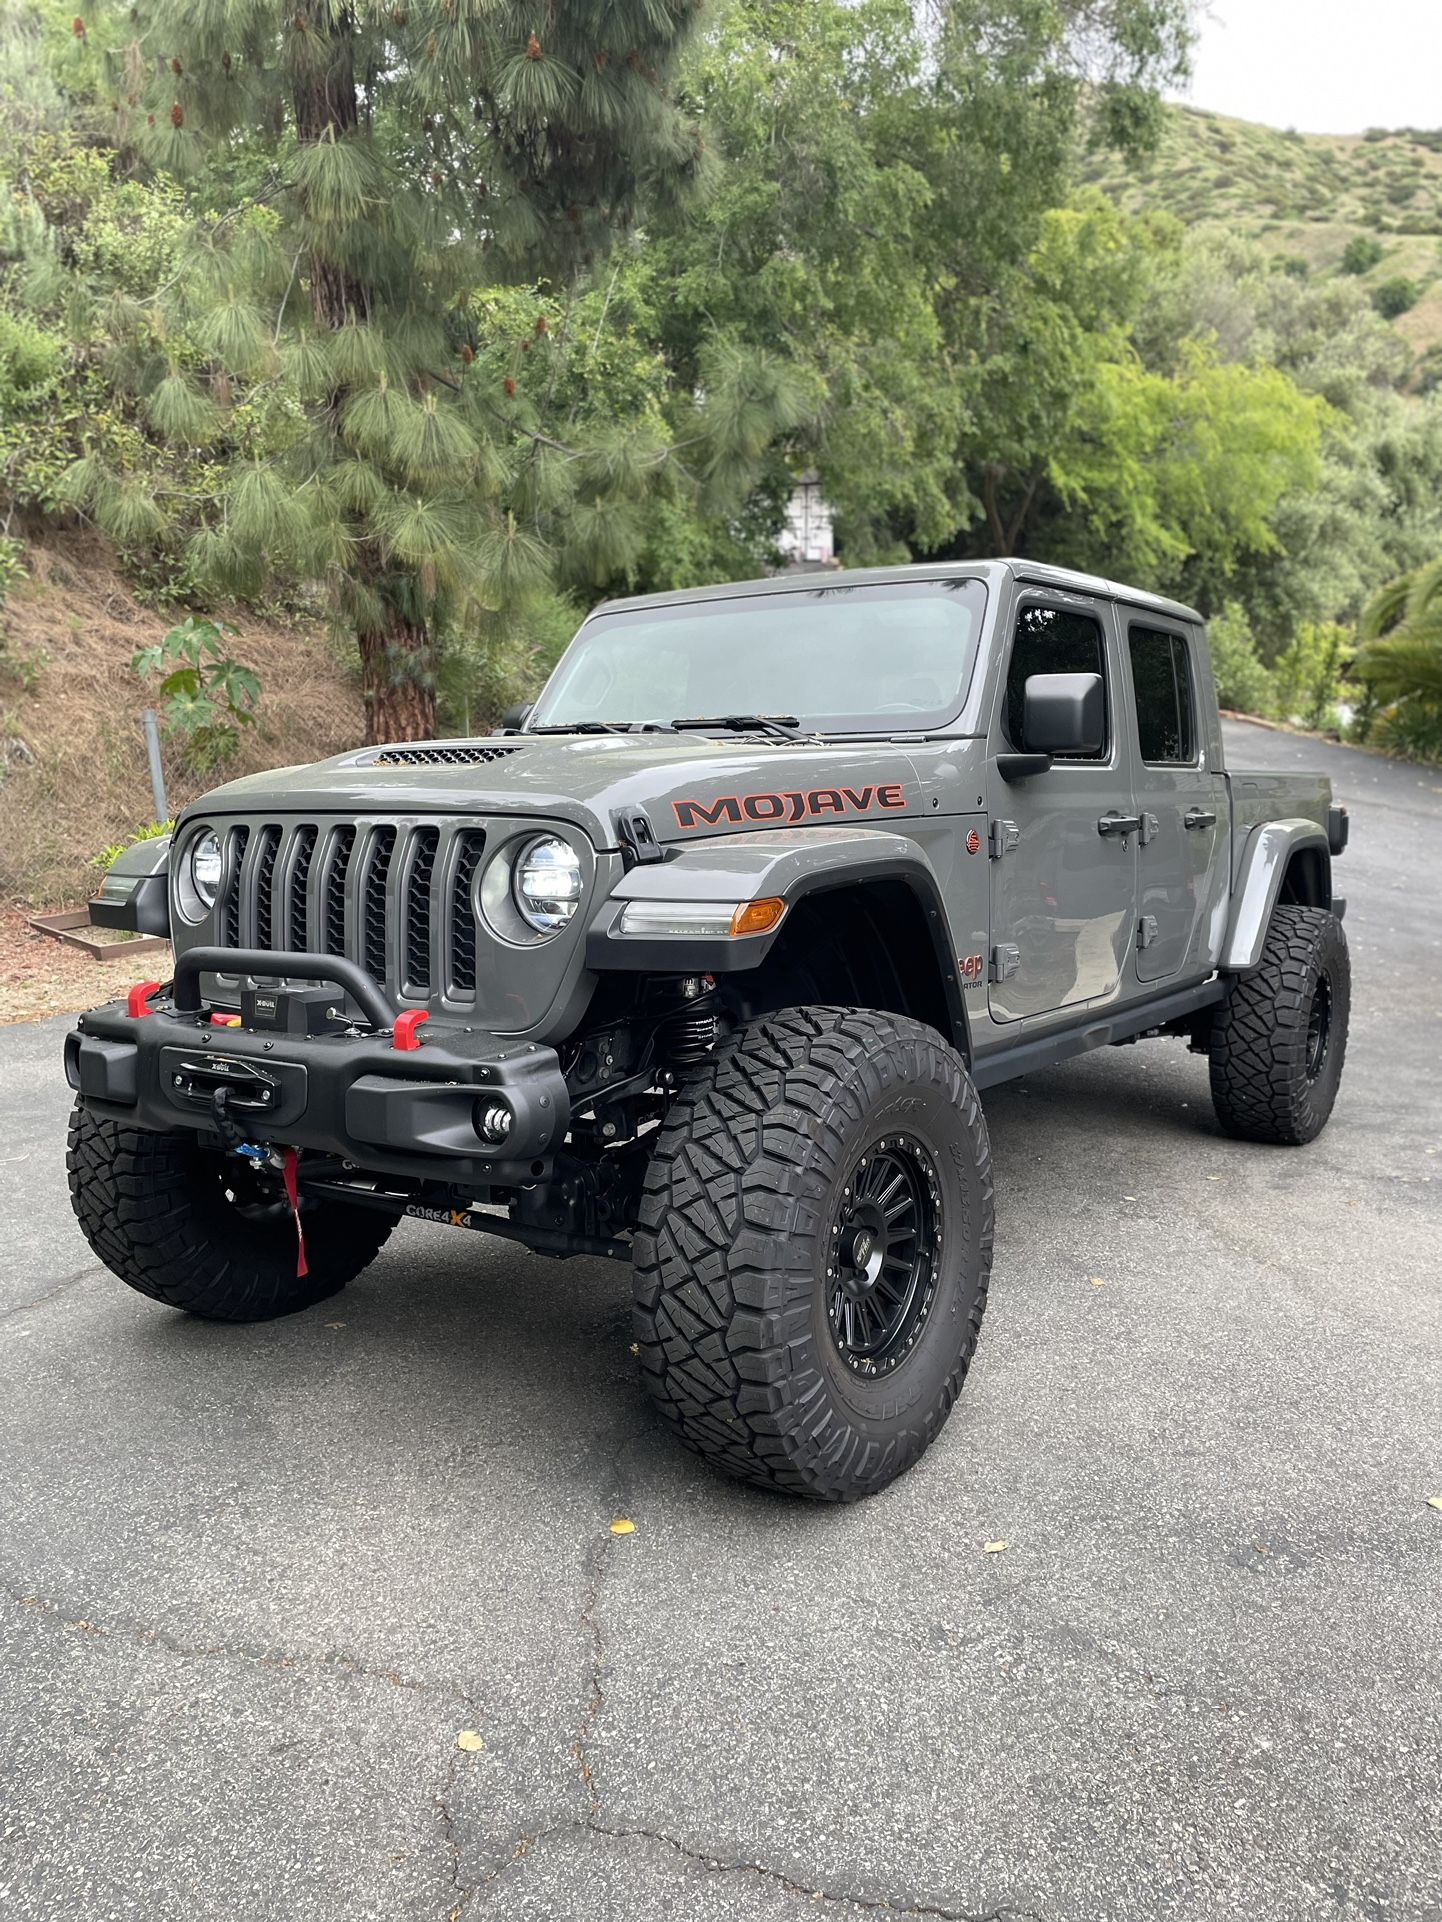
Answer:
[71, 0, 718, 740]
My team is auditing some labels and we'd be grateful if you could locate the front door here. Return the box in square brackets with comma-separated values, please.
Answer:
[986, 596, 1137, 1023]
[1123, 619, 1228, 984]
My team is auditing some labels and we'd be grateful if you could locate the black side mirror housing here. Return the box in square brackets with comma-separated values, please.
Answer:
[499, 702, 533, 733]
[1022, 672, 1104, 757]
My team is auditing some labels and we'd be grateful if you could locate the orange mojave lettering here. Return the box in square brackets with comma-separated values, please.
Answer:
[672, 784, 907, 831]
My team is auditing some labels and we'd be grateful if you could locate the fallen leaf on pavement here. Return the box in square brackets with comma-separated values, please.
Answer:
[1426, 1496, 1442, 1511]
[983, 1540, 1008, 1554]
[324, 1321, 345, 1330]
[1088, 1276, 1106, 1287]
[610, 1518, 635, 1535]
[455, 1730, 484, 1752]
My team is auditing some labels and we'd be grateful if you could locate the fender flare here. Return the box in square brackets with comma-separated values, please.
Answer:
[89, 831, 173, 936]
[1220, 819, 1331, 972]
[585, 826, 973, 1061]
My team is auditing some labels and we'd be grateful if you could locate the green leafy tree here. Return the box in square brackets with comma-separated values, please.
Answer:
[1206, 601, 1276, 716]
[937, 199, 1326, 592]
[628, 0, 1194, 564]
[1128, 226, 1442, 652]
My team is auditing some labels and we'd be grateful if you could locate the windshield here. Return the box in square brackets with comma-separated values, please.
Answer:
[529, 577, 988, 734]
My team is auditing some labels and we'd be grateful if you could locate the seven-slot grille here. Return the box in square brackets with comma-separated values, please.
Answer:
[210, 819, 487, 1004]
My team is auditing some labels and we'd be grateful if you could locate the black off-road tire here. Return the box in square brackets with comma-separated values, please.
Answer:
[67, 1103, 397, 1321]
[1209, 905, 1350, 1146]
[632, 1007, 994, 1502]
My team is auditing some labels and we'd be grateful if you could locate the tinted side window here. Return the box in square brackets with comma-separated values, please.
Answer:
[1129, 626, 1196, 764]
[1005, 605, 1107, 758]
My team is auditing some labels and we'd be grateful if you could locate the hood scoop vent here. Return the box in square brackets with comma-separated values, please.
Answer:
[369, 742, 523, 768]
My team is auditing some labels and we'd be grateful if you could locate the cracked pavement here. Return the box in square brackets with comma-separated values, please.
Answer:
[2, 722, 1440, 1921]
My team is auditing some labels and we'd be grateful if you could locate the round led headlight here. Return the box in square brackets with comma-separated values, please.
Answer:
[175, 828, 223, 922]
[512, 834, 582, 934]
[190, 831, 223, 908]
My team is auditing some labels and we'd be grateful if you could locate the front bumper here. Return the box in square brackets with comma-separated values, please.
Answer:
[66, 993, 570, 1186]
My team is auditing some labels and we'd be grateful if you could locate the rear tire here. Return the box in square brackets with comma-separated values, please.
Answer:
[1209, 904, 1350, 1145]
[633, 1007, 993, 1502]
[67, 1103, 397, 1321]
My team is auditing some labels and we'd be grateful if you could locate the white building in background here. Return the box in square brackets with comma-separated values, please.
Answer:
[776, 472, 837, 570]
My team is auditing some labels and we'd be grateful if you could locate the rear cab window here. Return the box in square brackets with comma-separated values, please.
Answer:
[1128, 625, 1197, 765]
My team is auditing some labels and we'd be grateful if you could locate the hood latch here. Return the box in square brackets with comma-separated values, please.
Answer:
[614, 806, 664, 867]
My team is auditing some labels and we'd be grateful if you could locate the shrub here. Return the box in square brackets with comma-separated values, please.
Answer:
[1208, 602, 1276, 717]
[1340, 234, 1385, 274]
[1372, 276, 1419, 318]
[131, 616, 261, 769]
[95, 819, 172, 875]
[1374, 701, 1442, 764]
[1273, 621, 1350, 731]
[0, 534, 27, 607]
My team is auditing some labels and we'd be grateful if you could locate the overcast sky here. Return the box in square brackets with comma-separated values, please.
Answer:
[1173, 0, 1441, 135]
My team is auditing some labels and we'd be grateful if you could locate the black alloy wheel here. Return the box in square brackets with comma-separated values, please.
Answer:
[826, 1135, 942, 1378]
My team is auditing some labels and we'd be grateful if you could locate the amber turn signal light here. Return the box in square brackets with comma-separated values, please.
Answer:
[729, 897, 786, 937]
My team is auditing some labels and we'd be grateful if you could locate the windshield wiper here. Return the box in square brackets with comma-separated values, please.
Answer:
[527, 721, 639, 735]
[670, 714, 800, 741]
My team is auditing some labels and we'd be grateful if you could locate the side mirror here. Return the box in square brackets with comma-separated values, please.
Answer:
[1023, 672, 1104, 757]
[499, 702, 533, 733]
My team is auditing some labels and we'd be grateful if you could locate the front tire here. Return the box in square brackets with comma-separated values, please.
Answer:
[633, 1007, 994, 1502]
[67, 1104, 397, 1321]
[1209, 904, 1350, 1145]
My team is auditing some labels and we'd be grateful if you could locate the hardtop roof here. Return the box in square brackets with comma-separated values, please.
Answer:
[590, 558, 1203, 628]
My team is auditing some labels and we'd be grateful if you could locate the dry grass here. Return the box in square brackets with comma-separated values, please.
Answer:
[0, 533, 365, 908]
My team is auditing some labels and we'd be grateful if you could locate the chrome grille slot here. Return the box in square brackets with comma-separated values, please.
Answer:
[448, 831, 486, 993]
[360, 827, 397, 985]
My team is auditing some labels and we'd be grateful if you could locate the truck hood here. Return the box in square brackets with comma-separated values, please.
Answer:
[193, 733, 932, 847]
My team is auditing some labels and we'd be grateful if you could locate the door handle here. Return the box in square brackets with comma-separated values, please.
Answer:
[1183, 808, 1217, 830]
[1097, 813, 1142, 837]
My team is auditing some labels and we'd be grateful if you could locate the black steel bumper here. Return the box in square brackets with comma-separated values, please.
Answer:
[65, 956, 570, 1186]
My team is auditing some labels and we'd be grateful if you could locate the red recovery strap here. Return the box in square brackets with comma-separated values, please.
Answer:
[279, 1148, 309, 1279]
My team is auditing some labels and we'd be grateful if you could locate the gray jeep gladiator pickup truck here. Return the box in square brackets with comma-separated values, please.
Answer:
[68, 560, 1350, 1501]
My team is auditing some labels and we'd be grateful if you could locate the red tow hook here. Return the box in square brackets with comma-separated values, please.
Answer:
[392, 1009, 429, 1051]
[127, 980, 162, 1019]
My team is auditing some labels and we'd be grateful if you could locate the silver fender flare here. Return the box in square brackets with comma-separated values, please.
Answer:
[1220, 819, 1331, 972]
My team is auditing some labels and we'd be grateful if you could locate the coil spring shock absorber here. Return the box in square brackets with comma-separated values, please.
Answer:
[658, 974, 719, 1068]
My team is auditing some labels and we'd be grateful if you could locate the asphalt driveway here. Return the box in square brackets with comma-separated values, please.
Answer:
[2, 720, 1439, 1922]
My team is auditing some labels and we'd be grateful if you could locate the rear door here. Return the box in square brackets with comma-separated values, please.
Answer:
[1123, 618, 1228, 984]
[986, 593, 1137, 1022]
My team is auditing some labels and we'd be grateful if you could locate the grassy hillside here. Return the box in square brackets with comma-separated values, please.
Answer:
[0, 537, 365, 907]
[1086, 107, 1442, 377]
